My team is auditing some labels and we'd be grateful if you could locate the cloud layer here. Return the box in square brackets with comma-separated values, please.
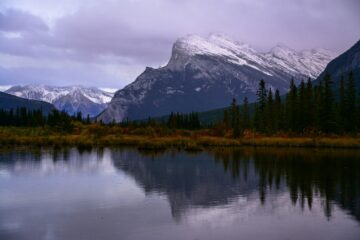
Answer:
[0, 0, 359, 89]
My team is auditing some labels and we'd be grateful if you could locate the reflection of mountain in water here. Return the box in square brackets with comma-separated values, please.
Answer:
[111, 149, 264, 219]
[1, 147, 359, 223]
[110, 148, 360, 222]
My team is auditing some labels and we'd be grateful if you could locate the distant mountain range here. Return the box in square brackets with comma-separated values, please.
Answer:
[5, 85, 114, 117]
[0, 91, 55, 114]
[98, 34, 335, 123]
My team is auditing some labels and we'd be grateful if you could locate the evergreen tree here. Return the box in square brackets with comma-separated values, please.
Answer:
[76, 112, 82, 121]
[254, 79, 267, 132]
[167, 112, 176, 128]
[320, 73, 336, 133]
[167, 111, 201, 129]
[345, 71, 356, 132]
[285, 78, 299, 132]
[298, 80, 306, 132]
[189, 112, 200, 129]
[230, 98, 241, 138]
[265, 88, 274, 133]
[314, 83, 323, 130]
[273, 89, 282, 132]
[86, 114, 91, 124]
[305, 78, 314, 130]
[223, 109, 230, 129]
[338, 76, 346, 131]
[0, 108, 45, 127]
[241, 97, 250, 130]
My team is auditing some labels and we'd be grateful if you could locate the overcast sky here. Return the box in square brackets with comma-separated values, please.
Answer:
[0, 0, 359, 90]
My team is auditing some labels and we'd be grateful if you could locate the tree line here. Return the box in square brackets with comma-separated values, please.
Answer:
[1, 71, 358, 136]
[167, 112, 201, 129]
[0, 108, 91, 132]
[225, 71, 359, 136]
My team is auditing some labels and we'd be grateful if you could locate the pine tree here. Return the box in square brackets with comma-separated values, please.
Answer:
[314, 83, 323, 130]
[76, 112, 82, 121]
[273, 89, 282, 132]
[298, 80, 306, 132]
[338, 76, 346, 132]
[86, 114, 91, 124]
[223, 109, 230, 129]
[305, 78, 314, 130]
[189, 112, 200, 129]
[285, 78, 299, 132]
[241, 96, 250, 129]
[345, 71, 356, 132]
[265, 88, 274, 133]
[320, 73, 335, 133]
[230, 98, 241, 138]
[167, 112, 176, 128]
[255, 79, 267, 132]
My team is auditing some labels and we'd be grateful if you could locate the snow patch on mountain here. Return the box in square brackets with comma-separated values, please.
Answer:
[0, 85, 12, 92]
[265, 45, 336, 78]
[5, 85, 114, 116]
[176, 34, 273, 74]
[6, 85, 113, 104]
[97, 34, 335, 123]
[175, 34, 335, 79]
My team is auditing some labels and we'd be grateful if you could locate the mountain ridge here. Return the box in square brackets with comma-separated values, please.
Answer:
[5, 85, 114, 117]
[98, 34, 335, 123]
[315, 39, 360, 86]
[0, 91, 55, 114]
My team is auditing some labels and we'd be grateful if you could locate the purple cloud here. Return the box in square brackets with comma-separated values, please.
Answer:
[0, 0, 359, 88]
[0, 65, 121, 88]
[0, 8, 48, 32]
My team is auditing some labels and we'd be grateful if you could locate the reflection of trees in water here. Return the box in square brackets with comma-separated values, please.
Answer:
[2, 146, 358, 222]
[0, 146, 101, 163]
[212, 148, 360, 221]
[0, 147, 107, 174]
[112, 147, 360, 222]
[0, 147, 42, 163]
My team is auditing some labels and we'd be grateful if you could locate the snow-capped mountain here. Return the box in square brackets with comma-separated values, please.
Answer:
[170, 34, 333, 79]
[97, 34, 335, 123]
[5, 85, 114, 117]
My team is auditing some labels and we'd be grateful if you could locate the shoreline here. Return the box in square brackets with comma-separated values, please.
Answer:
[1, 133, 360, 150]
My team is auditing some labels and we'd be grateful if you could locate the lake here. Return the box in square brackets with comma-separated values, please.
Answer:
[0, 147, 359, 240]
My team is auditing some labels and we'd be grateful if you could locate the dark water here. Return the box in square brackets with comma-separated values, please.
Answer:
[0, 147, 360, 240]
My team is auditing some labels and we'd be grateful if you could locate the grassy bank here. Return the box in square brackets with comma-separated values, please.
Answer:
[0, 126, 240, 150]
[1, 126, 360, 150]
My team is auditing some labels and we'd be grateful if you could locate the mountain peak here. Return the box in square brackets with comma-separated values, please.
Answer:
[173, 34, 253, 57]
[174, 34, 225, 56]
[208, 33, 250, 49]
[98, 34, 335, 123]
[5, 85, 115, 116]
[268, 44, 298, 57]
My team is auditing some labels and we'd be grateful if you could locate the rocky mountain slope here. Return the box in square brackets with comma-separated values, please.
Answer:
[315, 39, 360, 87]
[5, 85, 113, 117]
[0, 91, 55, 114]
[98, 34, 335, 122]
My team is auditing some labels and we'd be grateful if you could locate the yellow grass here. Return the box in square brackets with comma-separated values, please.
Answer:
[1, 127, 360, 149]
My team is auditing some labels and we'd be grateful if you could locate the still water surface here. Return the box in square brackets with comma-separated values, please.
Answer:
[0, 147, 360, 240]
